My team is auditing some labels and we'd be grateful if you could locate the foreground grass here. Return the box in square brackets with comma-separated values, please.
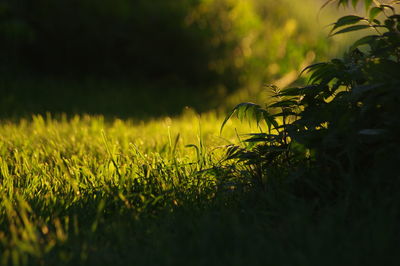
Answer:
[0, 112, 398, 265]
[0, 111, 250, 265]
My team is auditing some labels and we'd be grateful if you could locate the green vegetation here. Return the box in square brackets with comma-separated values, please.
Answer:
[223, 0, 400, 200]
[1, 0, 399, 265]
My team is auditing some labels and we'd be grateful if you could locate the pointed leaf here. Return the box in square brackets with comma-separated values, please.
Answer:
[263, 111, 279, 131]
[300, 62, 327, 77]
[220, 108, 236, 134]
[309, 64, 335, 84]
[220, 103, 265, 134]
[330, 15, 365, 34]
[369, 7, 382, 20]
[331, 24, 371, 36]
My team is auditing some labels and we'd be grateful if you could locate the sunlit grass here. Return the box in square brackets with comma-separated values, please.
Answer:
[0, 110, 267, 265]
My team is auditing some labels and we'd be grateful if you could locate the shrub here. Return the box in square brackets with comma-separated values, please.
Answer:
[222, 0, 400, 200]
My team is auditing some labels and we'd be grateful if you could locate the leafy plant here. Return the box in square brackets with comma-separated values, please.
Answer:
[222, 0, 400, 199]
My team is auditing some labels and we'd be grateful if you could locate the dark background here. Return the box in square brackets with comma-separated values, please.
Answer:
[0, 0, 328, 118]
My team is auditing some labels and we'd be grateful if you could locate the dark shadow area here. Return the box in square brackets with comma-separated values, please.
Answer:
[23, 185, 400, 266]
[0, 0, 237, 119]
[0, 75, 225, 120]
[0, 0, 329, 119]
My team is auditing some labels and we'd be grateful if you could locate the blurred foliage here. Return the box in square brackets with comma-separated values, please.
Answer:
[0, 0, 331, 117]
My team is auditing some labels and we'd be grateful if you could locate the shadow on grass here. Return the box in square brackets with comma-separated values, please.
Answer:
[30, 187, 400, 266]
[0, 75, 227, 120]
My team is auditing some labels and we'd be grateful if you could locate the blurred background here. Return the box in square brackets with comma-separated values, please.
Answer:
[0, 0, 353, 119]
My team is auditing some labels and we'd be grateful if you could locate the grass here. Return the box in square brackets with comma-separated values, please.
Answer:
[0, 110, 251, 265]
[0, 111, 399, 265]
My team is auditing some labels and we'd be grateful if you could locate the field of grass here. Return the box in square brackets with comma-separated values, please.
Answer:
[0, 111, 399, 265]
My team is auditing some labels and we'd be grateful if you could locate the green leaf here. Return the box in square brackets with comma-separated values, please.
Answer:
[243, 138, 269, 143]
[369, 7, 382, 20]
[263, 111, 279, 131]
[331, 24, 371, 36]
[352, 0, 359, 8]
[300, 62, 327, 77]
[220, 108, 236, 134]
[330, 15, 365, 34]
[220, 102, 269, 134]
[237, 104, 247, 121]
[309, 64, 336, 84]
[350, 35, 379, 50]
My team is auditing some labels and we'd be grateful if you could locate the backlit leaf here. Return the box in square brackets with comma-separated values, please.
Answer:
[369, 7, 382, 20]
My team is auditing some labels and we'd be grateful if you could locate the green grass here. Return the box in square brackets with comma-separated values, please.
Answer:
[0, 111, 250, 265]
[0, 111, 399, 265]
